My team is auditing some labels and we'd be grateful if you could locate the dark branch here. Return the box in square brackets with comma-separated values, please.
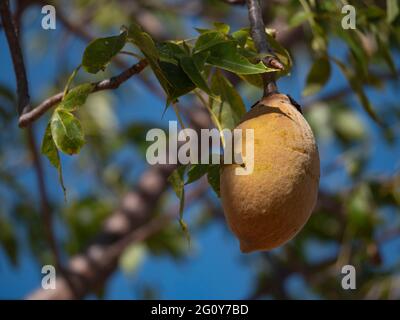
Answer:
[18, 59, 148, 127]
[221, 0, 246, 5]
[0, 0, 30, 115]
[246, 0, 281, 96]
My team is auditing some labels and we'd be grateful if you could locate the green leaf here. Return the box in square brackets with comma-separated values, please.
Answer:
[207, 164, 221, 197]
[125, 122, 166, 156]
[336, 29, 368, 76]
[213, 22, 230, 34]
[60, 83, 95, 111]
[210, 70, 246, 130]
[231, 28, 250, 47]
[51, 109, 85, 155]
[186, 164, 209, 185]
[0, 215, 18, 265]
[193, 51, 210, 71]
[239, 74, 263, 88]
[376, 34, 397, 75]
[180, 56, 211, 94]
[303, 56, 331, 96]
[387, 0, 399, 23]
[168, 166, 187, 220]
[207, 41, 271, 74]
[120, 244, 146, 275]
[289, 11, 313, 27]
[41, 123, 66, 195]
[334, 109, 366, 143]
[334, 59, 383, 126]
[194, 31, 228, 53]
[128, 23, 174, 97]
[82, 31, 127, 74]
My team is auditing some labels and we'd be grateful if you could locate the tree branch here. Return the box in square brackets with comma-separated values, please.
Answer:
[27, 176, 208, 299]
[0, 0, 30, 115]
[18, 59, 148, 127]
[221, 0, 246, 5]
[1, 0, 65, 275]
[246, 0, 281, 96]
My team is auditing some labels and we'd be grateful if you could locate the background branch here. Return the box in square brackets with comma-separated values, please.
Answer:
[1, 0, 64, 276]
[0, 0, 30, 115]
[27, 175, 208, 299]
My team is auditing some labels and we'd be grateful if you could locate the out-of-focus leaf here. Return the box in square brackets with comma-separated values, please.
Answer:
[120, 244, 146, 275]
[82, 31, 127, 73]
[334, 59, 382, 126]
[303, 56, 331, 96]
[289, 11, 313, 27]
[0, 85, 15, 102]
[168, 165, 187, 221]
[336, 29, 368, 76]
[125, 122, 165, 156]
[210, 70, 246, 130]
[185, 164, 209, 185]
[376, 34, 397, 75]
[207, 164, 220, 197]
[207, 41, 272, 75]
[347, 184, 376, 237]
[51, 109, 85, 155]
[333, 109, 366, 143]
[41, 123, 66, 195]
[64, 196, 112, 254]
[146, 224, 189, 259]
[214, 22, 230, 34]
[0, 215, 18, 265]
[60, 83, 94, 111]
[240, 74, 263, 88]
[387, 0, 399, 23]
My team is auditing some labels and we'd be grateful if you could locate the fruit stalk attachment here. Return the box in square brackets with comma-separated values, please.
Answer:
[245, 0, 282, 96]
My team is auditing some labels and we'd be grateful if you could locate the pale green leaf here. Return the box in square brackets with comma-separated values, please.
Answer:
[303, 56, 331, 96]
[82, 31, 127, 74]
[51, 109, 85, 155]
[41, 123, 66, 195]
[60, 83, 95, 111]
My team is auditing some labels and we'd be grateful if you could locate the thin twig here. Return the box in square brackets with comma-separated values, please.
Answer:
[0, 0, 30, 114]
[18, 59, 149, 127]
[303, 68, 400, 110]
[1, 0, 65, 273]
[246, 0, 281, 96]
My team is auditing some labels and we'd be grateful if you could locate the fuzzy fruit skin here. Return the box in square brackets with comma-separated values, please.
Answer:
[220, 93, 320, 253]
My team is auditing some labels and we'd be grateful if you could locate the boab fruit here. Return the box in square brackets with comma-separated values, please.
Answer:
[220, 93, 320, 253]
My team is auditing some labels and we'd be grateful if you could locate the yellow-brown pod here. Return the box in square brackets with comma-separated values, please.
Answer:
[220, 93, 320, 253]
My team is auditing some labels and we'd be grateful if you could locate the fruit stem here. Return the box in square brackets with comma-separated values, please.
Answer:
[245, 0, 279, 97]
